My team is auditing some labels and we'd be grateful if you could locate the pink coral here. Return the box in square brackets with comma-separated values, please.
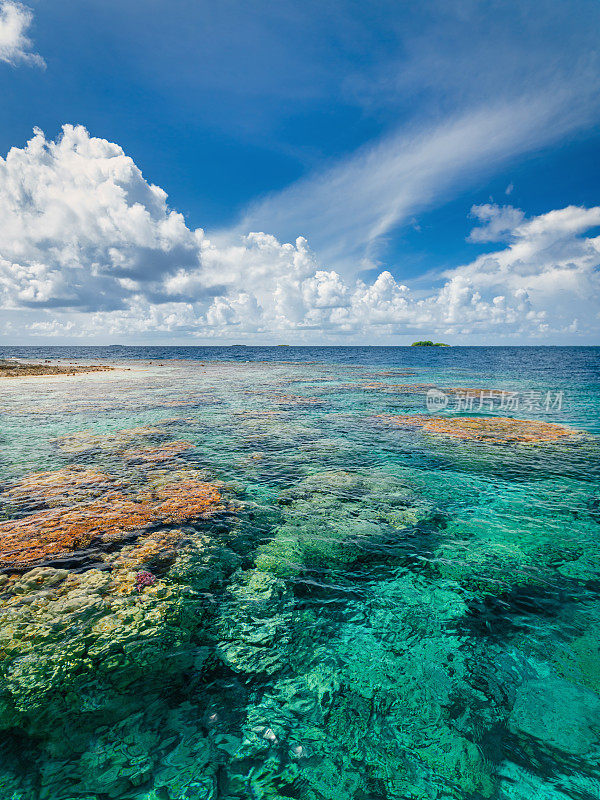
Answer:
[135, 570, 157, 592]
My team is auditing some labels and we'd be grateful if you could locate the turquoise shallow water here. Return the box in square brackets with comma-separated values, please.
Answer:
[0, 346, 599, 800]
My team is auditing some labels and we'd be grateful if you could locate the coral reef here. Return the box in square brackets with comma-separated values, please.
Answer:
[359, 383, 508, 396]
[54, 427, 165, 455]
[377, 414, 578, 443]
[0, 549, 233, 797]
[123, 441, 195, 463]
[243, 391, 324, 407]
[0, 465, 239, 799]
[228, 573, 496, 800]
[256, 469, 431, 578]
[0, 357, 598, 799]
[0, 466, 122, 511]
[0, 478, 222, 571]
[135, 569, 157, 591]
[216, 569, 295, 675]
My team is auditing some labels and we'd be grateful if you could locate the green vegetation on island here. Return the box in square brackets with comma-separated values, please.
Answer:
[410, 340, 450, 347]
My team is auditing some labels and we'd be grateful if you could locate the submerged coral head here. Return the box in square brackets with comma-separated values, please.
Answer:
[135, 570, 157, 592]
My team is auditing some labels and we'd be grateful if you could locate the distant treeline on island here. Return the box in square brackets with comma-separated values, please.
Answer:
[410, 340, 450, 347]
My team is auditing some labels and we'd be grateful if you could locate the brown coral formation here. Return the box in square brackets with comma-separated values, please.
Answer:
[0, 496, 155, 570]
[1, 466, 121, 507]
[55, 427, 164, 454]
[123, 441, 195, 463]
[140, 479, 223, 521]
[376, 415, 578, 443]
[111, 529, 186, 572]
[358, 383, 508, 395]
[0, 479, 222, 571]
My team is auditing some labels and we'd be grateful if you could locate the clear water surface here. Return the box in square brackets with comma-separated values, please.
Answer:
[0, 346, 598, 800]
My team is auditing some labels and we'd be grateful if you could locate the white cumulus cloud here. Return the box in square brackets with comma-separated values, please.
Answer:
[0, 125, 206, 310]
[467, 204, 526, 243]
[0, 0, 44, 67]
[0, 127, 599, 344]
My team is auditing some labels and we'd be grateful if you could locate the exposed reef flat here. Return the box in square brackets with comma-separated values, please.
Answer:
[0, 359, 115, 377]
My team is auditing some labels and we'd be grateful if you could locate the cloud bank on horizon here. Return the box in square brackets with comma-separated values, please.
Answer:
[0, 126, 598, 344]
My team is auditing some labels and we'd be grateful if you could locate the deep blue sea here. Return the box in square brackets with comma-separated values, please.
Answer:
[0, 346, 599, 799]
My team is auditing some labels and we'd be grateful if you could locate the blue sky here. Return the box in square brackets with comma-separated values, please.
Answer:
[0, 0, 599, 343]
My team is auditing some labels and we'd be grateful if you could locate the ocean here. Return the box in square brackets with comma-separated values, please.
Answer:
[0, 345, 599, 799]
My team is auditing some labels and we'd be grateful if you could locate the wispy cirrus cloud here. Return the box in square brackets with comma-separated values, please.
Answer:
[236, 85, 600, 274]
[0, 0, 44, 68]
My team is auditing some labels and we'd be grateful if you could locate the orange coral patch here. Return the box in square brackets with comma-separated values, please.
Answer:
[2, 467, 120, 505]
[376, 415, 578, 443]
[138, 480, 223, 521]
[0, 479, 222, 570]
[0, 495, 154, 568]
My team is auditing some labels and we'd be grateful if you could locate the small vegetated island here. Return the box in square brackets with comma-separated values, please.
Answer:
[410, 340, 450, 347]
